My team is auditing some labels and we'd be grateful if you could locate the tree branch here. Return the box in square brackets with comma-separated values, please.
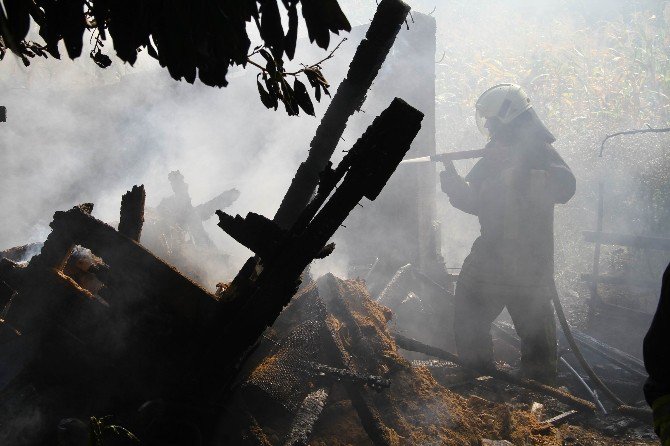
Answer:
[247, 37, 346, 78]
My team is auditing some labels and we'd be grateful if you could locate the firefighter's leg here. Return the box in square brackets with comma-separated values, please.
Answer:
[507, 290, 557, 383]
[454, 282, 505, 372]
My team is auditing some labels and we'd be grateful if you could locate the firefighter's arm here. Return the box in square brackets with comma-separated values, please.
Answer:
[545, 147, 576, 204]
[440, 160, 478, 215]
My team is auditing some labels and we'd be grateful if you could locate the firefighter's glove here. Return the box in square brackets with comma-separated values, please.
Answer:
[441, 159, 458, 176]
[653, 394, 670, 446]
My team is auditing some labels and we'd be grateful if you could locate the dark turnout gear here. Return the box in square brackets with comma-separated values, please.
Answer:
[441, 138, 575, 381]
[644, 262, 670, 445]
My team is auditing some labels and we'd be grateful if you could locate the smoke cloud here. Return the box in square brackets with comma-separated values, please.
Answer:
[1, 0, 669, 309]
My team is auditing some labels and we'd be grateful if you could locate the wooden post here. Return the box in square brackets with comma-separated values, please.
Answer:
[118, 185, 146, 242]
[198, 98, 423, 404]
[273, 0, 411, 230]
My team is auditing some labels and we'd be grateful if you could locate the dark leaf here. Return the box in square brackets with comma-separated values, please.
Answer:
[304, 68, 318, 87]
[293, 78, 314, 116]
[61, 0, 85, 59]
[304, 66, 329, 89]
[284, 4, 298, 60]
[259, 0, 283, 59]
[300, 0, 350, 49]
[4, 0, 30, 42]
[257, 79, 278, 110]
[259, 48, 273, 63]
[259, 48, 277, 76]
[265, 75, 281, 102]
[311, 67, 329, 87]
[280, 78, 299, 116]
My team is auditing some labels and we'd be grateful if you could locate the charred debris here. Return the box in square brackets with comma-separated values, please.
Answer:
[0, 1, 660, 445]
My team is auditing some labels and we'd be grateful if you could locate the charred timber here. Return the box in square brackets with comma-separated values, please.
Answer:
[273, 0, 411, 229]
[198, 98, 423, 409]
[118, 184, 146, 242]
[29, 205, 218, 324]
[318, 274, 400, 445]
[0, 203, 223, 443]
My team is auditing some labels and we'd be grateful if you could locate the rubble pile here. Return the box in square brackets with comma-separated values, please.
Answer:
[0, 197, 658, 445]
[221, 274, 655, 445]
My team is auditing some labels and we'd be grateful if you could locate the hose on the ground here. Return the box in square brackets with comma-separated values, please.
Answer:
[551, 288, 652, 421]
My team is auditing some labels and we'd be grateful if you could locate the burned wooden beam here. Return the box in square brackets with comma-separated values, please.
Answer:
[318, 274, 401, 446]
[570, 329, 646, 375]
[118, 184, 146, 242]
[194, 98, 423, 408]
[215, 211, 286, 260]
[273, 0, 411, 229]
[30, 205, 218, 325]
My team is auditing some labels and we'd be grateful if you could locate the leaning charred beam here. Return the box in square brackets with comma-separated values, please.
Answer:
[318, 274, 400, 446]
[29, 206, 218, 326]
[273, 0, 411, 229]
[118, 184, 146, 242]
[198, 98, 423, 404]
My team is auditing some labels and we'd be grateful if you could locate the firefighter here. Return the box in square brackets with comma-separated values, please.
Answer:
[644, 262, 670, 446]
[441, 84, 576, 383]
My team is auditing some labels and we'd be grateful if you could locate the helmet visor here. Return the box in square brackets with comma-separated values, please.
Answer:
[475, 109, 490, 140]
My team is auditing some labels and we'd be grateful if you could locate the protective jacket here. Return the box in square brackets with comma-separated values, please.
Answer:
[441, 139, 575, 290]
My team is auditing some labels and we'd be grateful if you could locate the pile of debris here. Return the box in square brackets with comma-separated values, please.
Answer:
[0, 213, 657, 445]
[0, 92, 428, 445]
[224, 274, 563, 446]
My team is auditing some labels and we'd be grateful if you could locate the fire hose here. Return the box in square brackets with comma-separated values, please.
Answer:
[551, 287, 652, 421]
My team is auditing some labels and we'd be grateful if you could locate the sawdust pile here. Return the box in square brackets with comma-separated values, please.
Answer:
[222, 275, 656, 445]
[306, 276, 561, 446]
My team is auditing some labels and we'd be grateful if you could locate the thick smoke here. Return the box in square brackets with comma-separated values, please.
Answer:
[1, 0, 669, 309]
[0, 23, 353, 287]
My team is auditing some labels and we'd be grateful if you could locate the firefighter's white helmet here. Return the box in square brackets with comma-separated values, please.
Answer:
[475, 83, 532, 138]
